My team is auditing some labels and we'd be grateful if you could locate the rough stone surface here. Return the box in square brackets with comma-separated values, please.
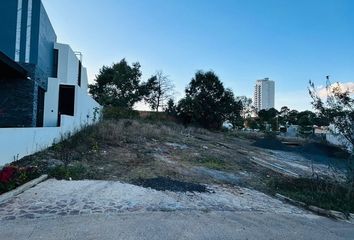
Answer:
[0, 179, 353, 239]
[0, 179, 307, 221]
[0, 78, 36, 127]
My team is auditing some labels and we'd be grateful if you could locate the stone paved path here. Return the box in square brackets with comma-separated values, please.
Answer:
[0, 179, 307, 221]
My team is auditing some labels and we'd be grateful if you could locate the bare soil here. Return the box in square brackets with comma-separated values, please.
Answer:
[13, 119, 349, 200]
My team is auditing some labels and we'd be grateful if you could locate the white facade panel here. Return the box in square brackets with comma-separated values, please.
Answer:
[0, 114, 100, 166]
[43, 77, 60, 127]
[25, 0, 32, 63]
[44, 42, 100, 128]
[15, 0, 23, 61]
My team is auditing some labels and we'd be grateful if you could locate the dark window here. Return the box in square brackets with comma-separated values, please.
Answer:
[36, 87, 45, 127]
[78, 60, 82, 86]
[52, 49, 59, 78]
[58, 85, 75, 119]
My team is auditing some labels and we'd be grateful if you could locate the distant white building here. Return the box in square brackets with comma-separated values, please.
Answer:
[253, 78, 275, 111]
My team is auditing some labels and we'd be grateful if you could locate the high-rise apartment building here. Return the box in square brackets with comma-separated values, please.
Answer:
[253, 78, 275, 111]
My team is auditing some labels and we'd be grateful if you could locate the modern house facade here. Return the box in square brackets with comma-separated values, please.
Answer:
[0, 0, 58, 127]
[0, 0, 101, 165]
[253, 78, 275, 111]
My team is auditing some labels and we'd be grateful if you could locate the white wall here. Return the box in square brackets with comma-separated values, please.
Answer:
[0, 114, 100, 166]
[326, 125, 353, 152]
[80, 67, 88, 90]
[43, 77, 60, 127]
[44, 43, 100, 127]
[55, 43, 79, 86]
[0, 42, 101, 166]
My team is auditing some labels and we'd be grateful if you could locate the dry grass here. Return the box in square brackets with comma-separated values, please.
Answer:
[93, 119, 209, 144]
[15, 119, 217, 182]
[13, 118, 354, 214]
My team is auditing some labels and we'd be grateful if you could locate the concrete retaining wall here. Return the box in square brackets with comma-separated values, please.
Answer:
[0, 113, 100, 166]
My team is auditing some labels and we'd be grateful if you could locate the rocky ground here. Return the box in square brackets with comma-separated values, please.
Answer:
[0, 179, 353, 240]
[2, 119, 353, 239]
[15, 120, 348, 187]
[0, 179, 306, 221]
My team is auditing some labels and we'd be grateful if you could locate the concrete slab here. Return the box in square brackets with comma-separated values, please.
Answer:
[0, 211, 353, 240]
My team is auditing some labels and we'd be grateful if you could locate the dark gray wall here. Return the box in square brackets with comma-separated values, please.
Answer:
[0, 78, 36, 127]
[32, 1, 57, 83]
[0, 0, 18, 59]
[0, 0, 57, 127]
[0, 0, 57, 88]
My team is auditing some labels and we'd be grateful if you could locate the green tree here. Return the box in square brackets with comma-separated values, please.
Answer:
[258, 108, 278, 122]
[245, 117, 260, 129]
[176, 96, 194, 125]
[177, 71, 242, 129]
[89, 59, 147, 109]
[257, 108, 279, 131]
[165, 98, 177, 117]
[309, 77, 354, 211]
[287, 110, 299, 125]
[297, 111, 316, 127]
[296, 110, 316, 136]
[279, 106, 290, 125]
[309, 78, 354, 148]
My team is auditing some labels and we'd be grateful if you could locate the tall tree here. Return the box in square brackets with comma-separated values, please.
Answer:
[309, 78, 354, 149]
[287, 110, 299, 125]
[177, 71, 242, 129]
[279, 106, 290, 125]
[309, 77, 354, 185]
[165, 98, 177, 117]
[257, 108, 279, 131]
[89, 59, 147, 109]
[280, 106, 290, 116]
[144, 71, 174, 112]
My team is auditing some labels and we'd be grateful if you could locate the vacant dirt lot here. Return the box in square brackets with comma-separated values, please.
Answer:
[15, 120, 349, 193]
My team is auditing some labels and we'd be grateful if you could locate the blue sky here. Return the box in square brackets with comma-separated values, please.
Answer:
[42, 0, 354, 111]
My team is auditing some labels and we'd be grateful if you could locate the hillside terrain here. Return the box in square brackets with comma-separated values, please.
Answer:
[14, 119, 353, 213]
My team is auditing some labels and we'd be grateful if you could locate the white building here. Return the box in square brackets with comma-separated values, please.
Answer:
[253, 78, 275, 111]
[0, 0, 101, 165]
[0, 43, 101, 166]
[44, 43, 100, 128]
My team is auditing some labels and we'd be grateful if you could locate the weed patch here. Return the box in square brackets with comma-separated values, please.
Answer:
[49, 163, 89, 180]
[267, 177, 354, 213]
[196, 157, 229, 171]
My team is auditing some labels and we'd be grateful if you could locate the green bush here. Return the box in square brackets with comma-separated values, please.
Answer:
[49, 163, 88, 180]
[103, 106, 139, 120]
[267, 177, 354, 213]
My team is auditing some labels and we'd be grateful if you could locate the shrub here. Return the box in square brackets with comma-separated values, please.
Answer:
[267, 176, 354, 214]
[49, 163, 88, 180]
[0, 166, 39, 194]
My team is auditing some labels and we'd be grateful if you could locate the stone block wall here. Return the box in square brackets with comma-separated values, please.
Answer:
[0, 78, 36, 127]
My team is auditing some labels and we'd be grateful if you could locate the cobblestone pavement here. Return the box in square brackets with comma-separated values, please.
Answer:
[0, 179, 307, 221]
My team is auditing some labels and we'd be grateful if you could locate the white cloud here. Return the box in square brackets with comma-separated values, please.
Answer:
[317, 82, 354, 98]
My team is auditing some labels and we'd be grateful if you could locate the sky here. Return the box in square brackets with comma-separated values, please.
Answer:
[42, 0, 354, 111]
